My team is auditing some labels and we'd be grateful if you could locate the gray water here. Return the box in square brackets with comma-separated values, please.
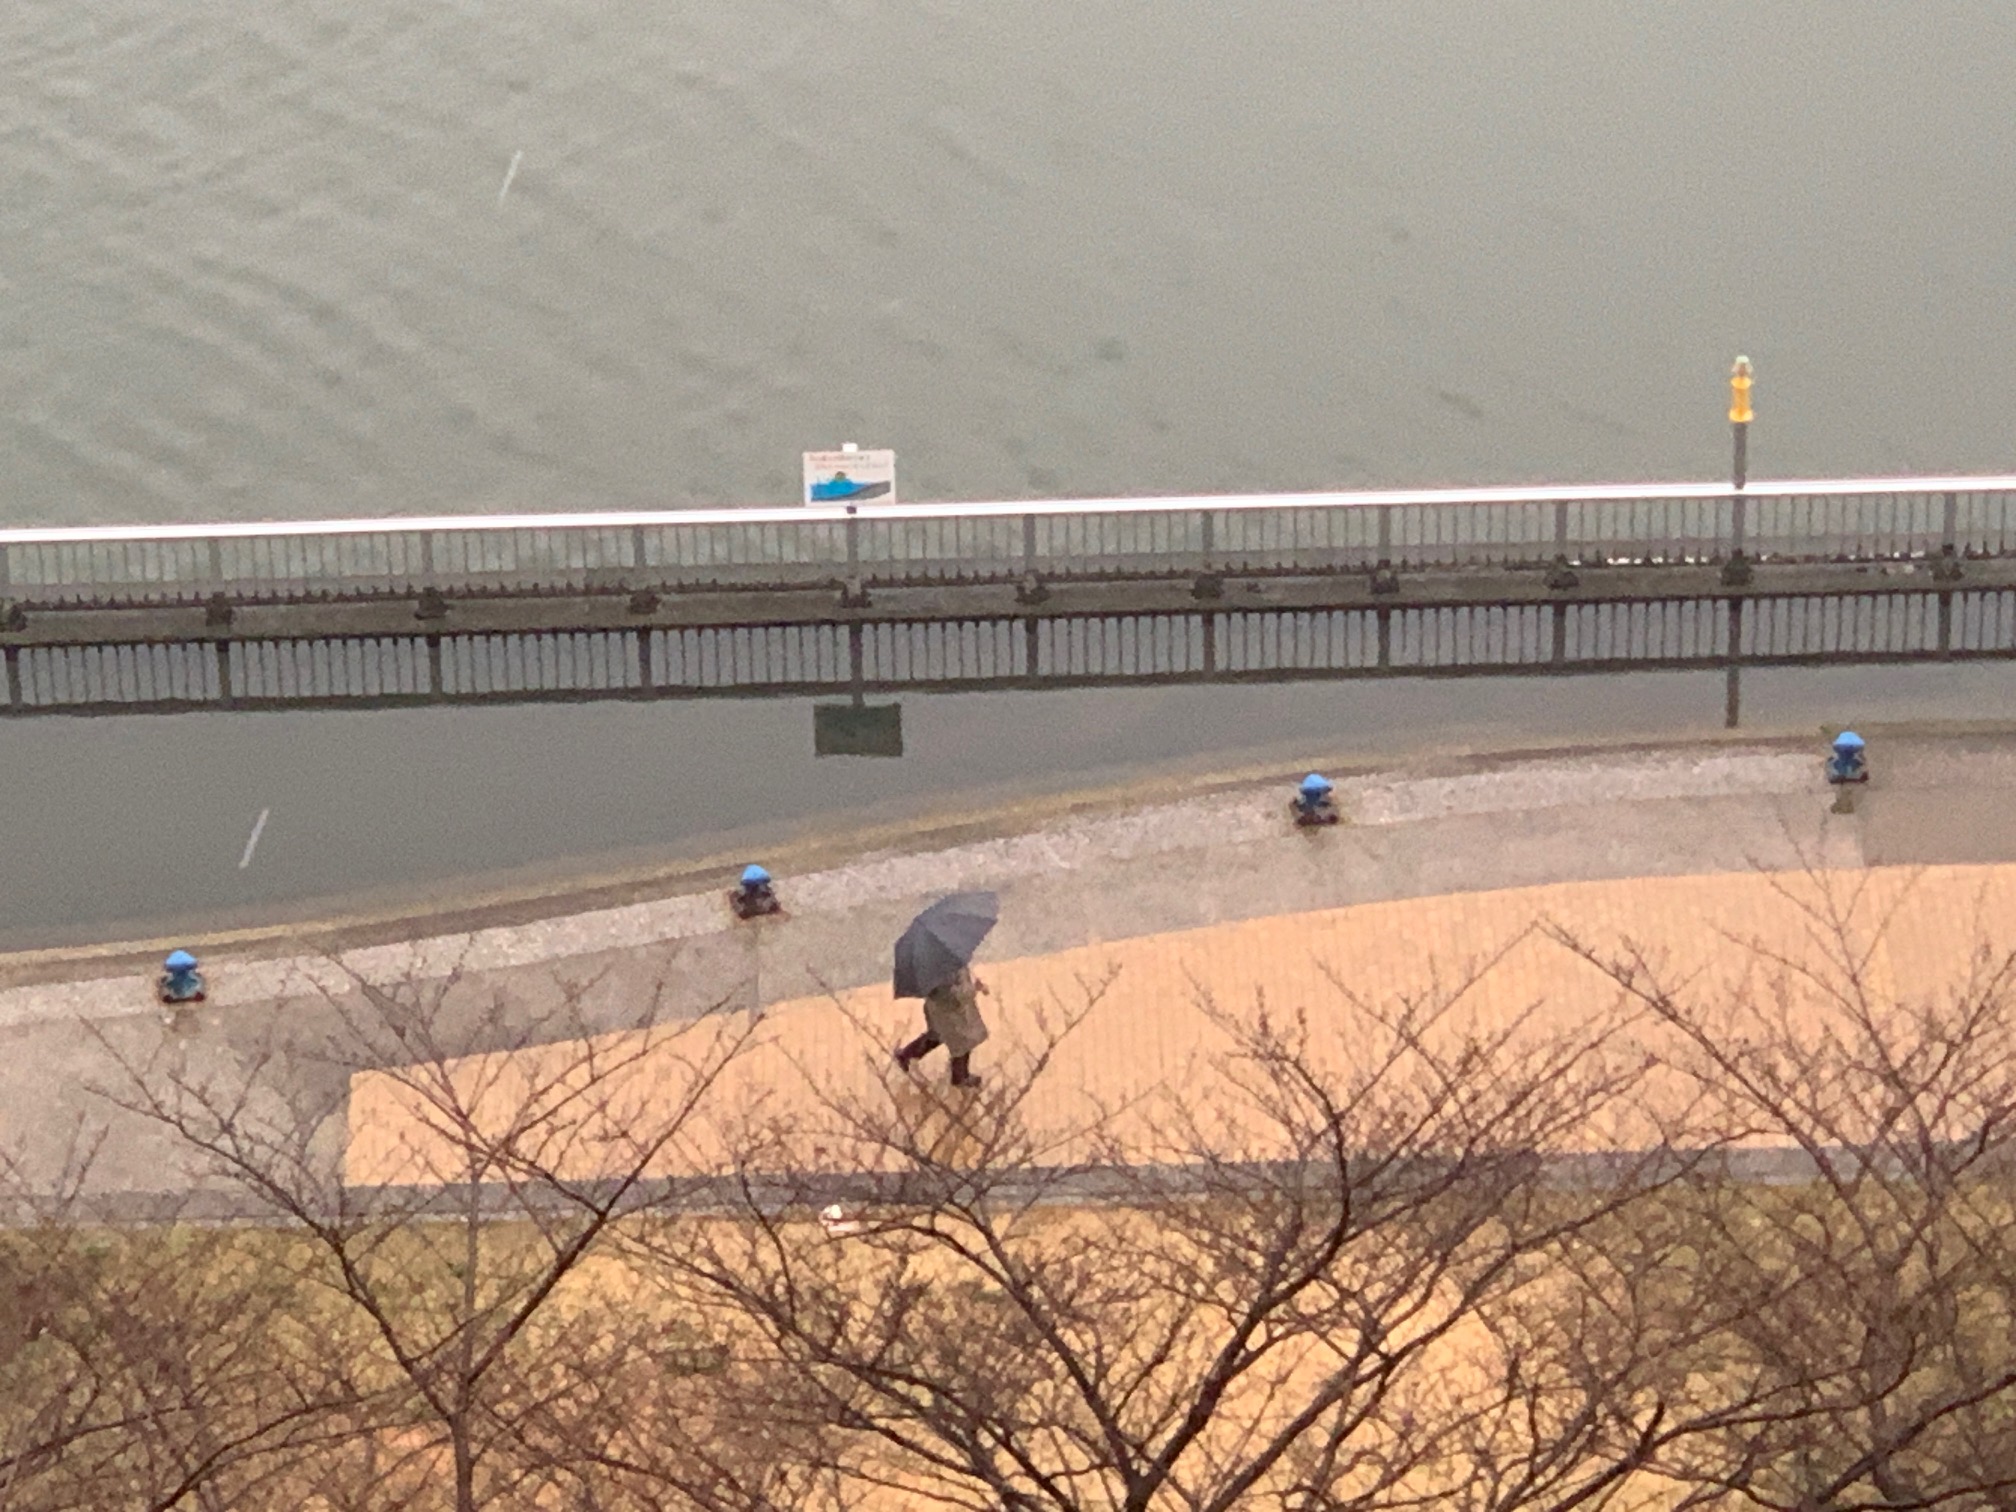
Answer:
[5, 1, 2016, 941]
[8, 1, 2016, 521]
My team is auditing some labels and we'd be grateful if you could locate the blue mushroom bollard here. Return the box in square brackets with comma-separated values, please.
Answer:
[1827, 731, 1869, 785]
[730, 864, 782, 920]
[1292, 772, 1340, 826]
[158, 949, 207, 1004]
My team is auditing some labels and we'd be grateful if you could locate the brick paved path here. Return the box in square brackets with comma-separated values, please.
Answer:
[348, 863, 2016, 1185]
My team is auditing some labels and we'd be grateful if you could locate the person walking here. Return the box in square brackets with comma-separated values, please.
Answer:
[895, 966, 989, 1088]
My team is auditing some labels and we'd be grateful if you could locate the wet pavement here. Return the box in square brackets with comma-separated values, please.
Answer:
[17, 727, 2016, 1211]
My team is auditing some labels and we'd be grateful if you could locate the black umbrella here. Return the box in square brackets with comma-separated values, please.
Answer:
[893, 891, 999, 999]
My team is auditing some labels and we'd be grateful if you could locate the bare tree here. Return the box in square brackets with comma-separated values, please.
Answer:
[0, 1133, 372, 1512]
[623, 964, 1717, 1512]
[1554, 870, 2016, 1511]
[494, 1287, 850, 1512]
[31, 870, 2016, 1512]
[93, 951, 760, 1512]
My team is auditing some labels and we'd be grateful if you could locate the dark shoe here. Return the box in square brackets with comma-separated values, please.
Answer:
[951, 1072, 981, 1090]
[895, 1047, 919, 1074]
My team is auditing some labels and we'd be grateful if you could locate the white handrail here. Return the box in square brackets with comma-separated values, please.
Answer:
[0, 474, 2009, 547]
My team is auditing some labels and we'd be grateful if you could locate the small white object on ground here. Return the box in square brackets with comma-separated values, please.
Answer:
[497, 150, 523, 206]
[820, 1202, 862, 1237]
[238, 808, 271, 870]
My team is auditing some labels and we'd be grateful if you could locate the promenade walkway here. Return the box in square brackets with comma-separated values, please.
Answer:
[10, 726, 2016, 1212]
[346, 862, 2016, 1185]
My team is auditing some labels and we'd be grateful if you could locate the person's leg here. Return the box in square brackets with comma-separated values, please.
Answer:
[949, 1053, 980, 1088]
[896, 1031, 941, 1067]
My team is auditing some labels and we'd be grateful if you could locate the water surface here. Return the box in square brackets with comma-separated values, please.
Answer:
[5, 1, 2015, 943]
[6, 2, 2013, 523]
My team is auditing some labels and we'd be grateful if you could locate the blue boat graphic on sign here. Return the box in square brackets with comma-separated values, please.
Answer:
[809, 474, 893, 502]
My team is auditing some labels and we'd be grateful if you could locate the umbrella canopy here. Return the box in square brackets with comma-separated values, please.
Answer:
[893, 891, 999, 998]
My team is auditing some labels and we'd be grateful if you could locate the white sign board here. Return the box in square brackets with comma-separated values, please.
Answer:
[803, 447, 896, 506]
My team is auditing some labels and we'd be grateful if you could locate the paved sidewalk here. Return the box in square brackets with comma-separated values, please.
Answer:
[348, 861, 2016, 1184]
[13, 727, 2016, 1210]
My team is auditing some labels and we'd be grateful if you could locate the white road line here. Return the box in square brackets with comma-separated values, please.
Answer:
[497, 150, 523, 206]
[239, 808, 271, 870]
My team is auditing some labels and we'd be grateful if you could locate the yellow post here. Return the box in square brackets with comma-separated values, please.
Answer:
[1729, 355, 1753, 489]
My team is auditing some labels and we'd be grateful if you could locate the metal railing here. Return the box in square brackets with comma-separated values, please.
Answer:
[2, 475, 2013, 609]
[8, 587, 2016, 717]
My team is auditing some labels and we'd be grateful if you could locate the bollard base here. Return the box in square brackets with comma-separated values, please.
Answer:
[729, 892, 785, 922]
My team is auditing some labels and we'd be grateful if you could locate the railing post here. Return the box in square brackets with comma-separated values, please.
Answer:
[1201, 612, 1217, 677]
[1724, 597, 1744, 729]
[1371, 505, 1399, 595]
[1017, 512, 1053, 605]
[1932, 489, 1965, 584]
[1721, 490, 1752, 586]
[637, 627, 654, 688]
[1553, 498, 1568, 559]
[839, 506, 869, 606]
[3, 646, 19, 708]
[1189, 508, 1225, 599]
[214, 640, 233, 705]
[426, 634, 444, 697]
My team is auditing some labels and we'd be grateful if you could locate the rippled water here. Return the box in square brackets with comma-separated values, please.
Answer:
[6, 1, 2016, 526]
[7, 2, 2016, 942]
